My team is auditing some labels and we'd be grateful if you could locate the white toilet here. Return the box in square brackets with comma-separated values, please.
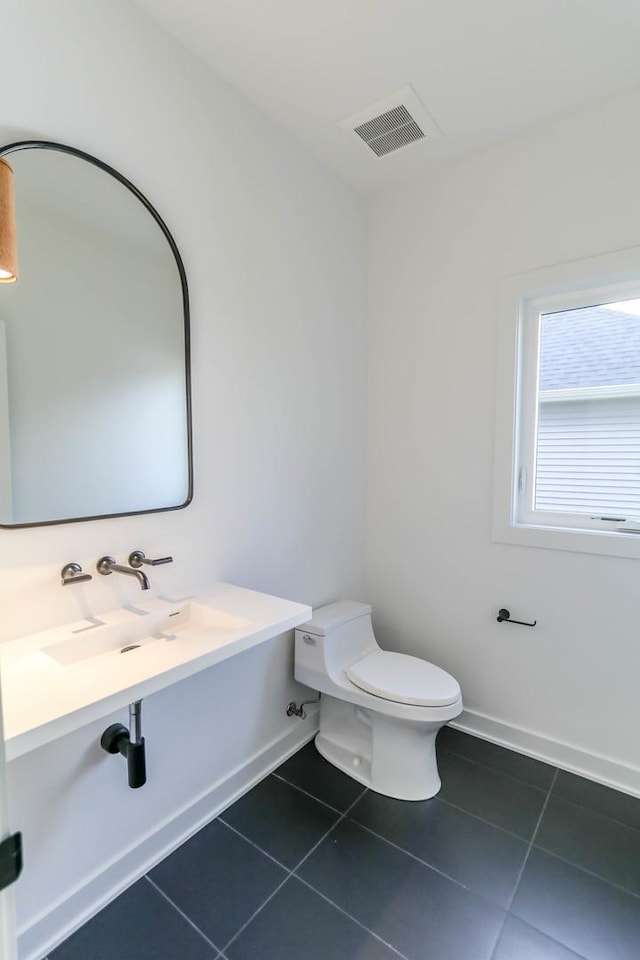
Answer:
[294, 600, 462, 801]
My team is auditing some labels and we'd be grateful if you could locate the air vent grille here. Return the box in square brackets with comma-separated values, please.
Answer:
[359, 118, 425, 157]
[354, 105, 414, 144]
[338, 85, 440, 160]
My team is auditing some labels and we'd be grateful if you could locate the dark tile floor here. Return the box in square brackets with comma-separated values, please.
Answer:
[49, 728, 640, 960]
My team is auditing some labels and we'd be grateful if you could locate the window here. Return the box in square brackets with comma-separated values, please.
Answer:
[493, 246, 640, 559]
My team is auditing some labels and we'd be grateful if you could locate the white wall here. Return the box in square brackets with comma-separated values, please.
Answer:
[0, 2, 366, 956]
[367, 86, 640, 794]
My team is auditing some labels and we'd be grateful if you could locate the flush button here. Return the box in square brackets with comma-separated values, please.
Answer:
[302, 633, 316, 645]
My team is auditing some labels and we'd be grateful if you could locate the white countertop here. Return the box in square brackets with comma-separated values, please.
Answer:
[0, 582, 311, 761]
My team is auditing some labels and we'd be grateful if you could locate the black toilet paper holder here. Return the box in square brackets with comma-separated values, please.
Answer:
[496, 608, 536, 627]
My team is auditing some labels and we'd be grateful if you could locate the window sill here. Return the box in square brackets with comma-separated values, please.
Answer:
[492, 517, 640, 561]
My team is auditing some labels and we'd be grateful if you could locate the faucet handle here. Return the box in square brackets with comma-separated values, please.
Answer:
[96, 556, 117, 576]
[128, 550, 173, 569]
[61, 562, 93, 586]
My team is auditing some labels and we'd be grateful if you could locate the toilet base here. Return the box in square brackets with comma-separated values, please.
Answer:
[315, 694, 445, 801]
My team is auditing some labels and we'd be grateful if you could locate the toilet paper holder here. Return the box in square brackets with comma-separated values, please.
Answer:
[496, 608, 536, 627]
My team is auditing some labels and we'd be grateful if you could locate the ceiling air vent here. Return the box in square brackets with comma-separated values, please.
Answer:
[338, 85, 440, 159]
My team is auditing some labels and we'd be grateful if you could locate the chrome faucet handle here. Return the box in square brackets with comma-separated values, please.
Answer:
[128, 550, 173, 569]
[96, 556, 117, 576]
[61, 562, 93, 586]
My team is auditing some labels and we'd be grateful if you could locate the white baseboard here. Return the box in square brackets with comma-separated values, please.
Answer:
[20, 710, 319, 960]
[452, 708, 640, 799]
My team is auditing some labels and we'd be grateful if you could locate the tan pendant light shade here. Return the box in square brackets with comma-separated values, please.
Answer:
[0, 158, 18, 283]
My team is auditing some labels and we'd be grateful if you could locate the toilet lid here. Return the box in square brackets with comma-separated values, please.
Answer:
[346, 651, 460, 707]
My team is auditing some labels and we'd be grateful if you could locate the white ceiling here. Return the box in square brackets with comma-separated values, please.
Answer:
[134, 0, 640, 194]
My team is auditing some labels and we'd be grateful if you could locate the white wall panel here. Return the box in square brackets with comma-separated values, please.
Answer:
[0, 2, 366, 955]
[367, 85, 640, 788]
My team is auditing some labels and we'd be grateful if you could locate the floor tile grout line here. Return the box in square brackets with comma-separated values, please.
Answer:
[276, 763, 542, 845]
[144, 875, 221, 956]
[545, 767, 558, 799]
[268, 768, 541, 907]
[433, 794, 538, 843]
[439, 746, 553, 794]
[219, 874, 291, 955]
[225, 779, 549, 930]
[505, 768, 559, 915]
[488, 921, 507, 960]
[218, 817, 292, 871]
[508, 765, 640, 904]
[488, 768, 560, 960]
[293, 873, 414, 960]
[546, 788, 640, 837]
[220, 786, 368, 954]
[279, 749, 640, 844]
[447, 742, 640, 836]
[220, 793, 364, 954]
[489, 914, 590, 960]
[302, 779, 637, 958]
[287, 792, 517, 948]
[341, 814, 500, 904]
[271, 771, 347, 815]
[528, 841, 640, 902]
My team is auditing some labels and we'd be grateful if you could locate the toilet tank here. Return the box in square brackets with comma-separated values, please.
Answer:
[294, 600, 377, 687]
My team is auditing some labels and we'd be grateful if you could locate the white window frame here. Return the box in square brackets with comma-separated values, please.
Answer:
[493, 244, 640, 560]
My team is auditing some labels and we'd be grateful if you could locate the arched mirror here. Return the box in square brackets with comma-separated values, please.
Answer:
[0, 141, 192, 527]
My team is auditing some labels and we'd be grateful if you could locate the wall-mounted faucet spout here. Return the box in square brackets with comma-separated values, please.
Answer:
[96, 556, 150, 591]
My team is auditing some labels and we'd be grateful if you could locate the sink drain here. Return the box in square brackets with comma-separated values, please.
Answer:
[120, 644, 141, 654]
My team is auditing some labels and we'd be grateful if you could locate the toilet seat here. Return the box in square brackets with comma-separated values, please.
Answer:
[346, 650, 460, 707]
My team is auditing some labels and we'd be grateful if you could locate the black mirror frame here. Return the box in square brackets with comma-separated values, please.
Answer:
[0, 139, 193, 528]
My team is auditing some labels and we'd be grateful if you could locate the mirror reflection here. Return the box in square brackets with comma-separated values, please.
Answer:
[0, 144, 191, 526]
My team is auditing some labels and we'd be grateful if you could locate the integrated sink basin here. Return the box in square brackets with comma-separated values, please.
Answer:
[0, 582, 311, 760]
[44, 602, 250, 666]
